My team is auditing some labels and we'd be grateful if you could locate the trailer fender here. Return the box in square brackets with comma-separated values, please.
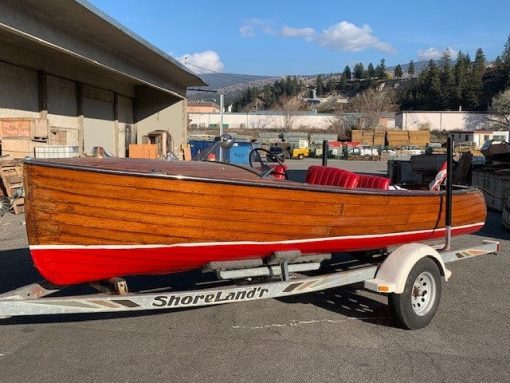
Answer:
[364, 243, 451, 294]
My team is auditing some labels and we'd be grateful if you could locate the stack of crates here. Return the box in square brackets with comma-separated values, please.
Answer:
[386, 130, 410, 148]
[373, 131, 386, 146]
[351, 130, 374, 145]
[408, 131, 430, 147]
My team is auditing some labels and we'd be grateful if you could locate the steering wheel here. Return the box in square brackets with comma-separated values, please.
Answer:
[248, 148, 288, 179]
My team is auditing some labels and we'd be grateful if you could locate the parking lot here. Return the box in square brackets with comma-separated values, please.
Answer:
[0, 159, 508, 383]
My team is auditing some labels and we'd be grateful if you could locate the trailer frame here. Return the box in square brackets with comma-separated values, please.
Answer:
[0, 240, 499, 327]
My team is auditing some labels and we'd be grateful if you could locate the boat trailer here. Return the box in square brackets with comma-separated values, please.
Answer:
[0, 240, 499, 329]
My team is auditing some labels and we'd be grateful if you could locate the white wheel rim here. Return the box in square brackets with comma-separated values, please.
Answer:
[411, 271, 437, 316]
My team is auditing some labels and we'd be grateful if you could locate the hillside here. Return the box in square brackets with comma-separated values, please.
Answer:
[187, 73, 279, 102]
[185, 61, 433, 103]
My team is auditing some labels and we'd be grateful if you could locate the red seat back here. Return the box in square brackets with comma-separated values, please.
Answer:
[357, 174, 391, 190]
[305, 165, 360, 189]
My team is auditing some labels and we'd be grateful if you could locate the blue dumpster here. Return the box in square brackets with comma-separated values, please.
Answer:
[188, 140, 253, 164]
[229, 142, 253, 164]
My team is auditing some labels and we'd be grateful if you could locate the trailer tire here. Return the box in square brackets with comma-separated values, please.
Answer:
[388, 257, 442, 330]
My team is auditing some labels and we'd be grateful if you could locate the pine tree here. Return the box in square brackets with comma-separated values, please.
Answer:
[394, 64, 403, 79]
[502, 33, 510, 66]
[439, 50, 455, 109]
[343, 65, 352, 80]
[418, 60, 441, 109]
[465, 48, 486, 110]
[376, 58, 387, 78]
[408, 60, 415, 77]
[473, 48, 486, 76]
[482, 39, 510, 108]
[453, 52, 468, 109]
[354, 63, 364, 80]
[367, 63, 375, 79]
[325, 78, 336, 94]
[316, 75, 325, 96]
[501, 34, 510, 88]
[338, 73, 347, 89]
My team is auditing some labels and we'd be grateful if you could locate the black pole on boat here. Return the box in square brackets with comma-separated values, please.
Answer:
[443, 135, 453, 250]
[322, 140, 328, 166]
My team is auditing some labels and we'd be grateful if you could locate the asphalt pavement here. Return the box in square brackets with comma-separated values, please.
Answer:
[0, 160, 508, 383]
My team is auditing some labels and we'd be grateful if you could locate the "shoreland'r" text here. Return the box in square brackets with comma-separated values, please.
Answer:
[152, 287, 270, 308]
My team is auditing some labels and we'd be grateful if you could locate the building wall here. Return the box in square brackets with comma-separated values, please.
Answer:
[0, 61, 39, 120]
[449, 131, 509, 148]
[451, 132, 474, 143]
[135, 86, 187, 156]
[189, 112, 395, 131]
[47, 75, 79, 146]
[397, 111, 490, 131]
[82, 85, 115, 155]
[117, 95, 134, 157]
[187, 103, 220, 113]
[474, 131, 509, 147]
[189, 113, 335, 130]
[0, 59, 140, 157]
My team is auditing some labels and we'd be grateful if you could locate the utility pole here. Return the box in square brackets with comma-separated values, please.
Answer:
[219, 93, 224, 161]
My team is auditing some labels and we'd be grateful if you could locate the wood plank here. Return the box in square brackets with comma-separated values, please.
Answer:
[30, 187, 345, 227]
[33, 200, 332, 238]
[29, 178, 345, 217]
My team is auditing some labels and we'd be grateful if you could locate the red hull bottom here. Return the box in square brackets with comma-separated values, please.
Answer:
[30, 223, 484, 286]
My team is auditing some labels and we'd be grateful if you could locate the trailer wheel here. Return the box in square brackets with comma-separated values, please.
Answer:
[388, 257, 442, 330]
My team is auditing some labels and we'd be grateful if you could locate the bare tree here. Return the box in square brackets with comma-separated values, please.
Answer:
[347, 88, 398, 130]
[487, 89, 510, 131]
[330, 104, 356, 140]
[276, 96, 305, 131]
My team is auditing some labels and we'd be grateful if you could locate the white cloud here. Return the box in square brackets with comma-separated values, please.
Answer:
[240, 19, 274, 37]
[280, 26, 316, 41]
[178, 50, 224, 74]
[418, 47, 458, 61]
[240, 19, 394, 53]
[240, 25, 255, 37]
[317, 22, 395, 53]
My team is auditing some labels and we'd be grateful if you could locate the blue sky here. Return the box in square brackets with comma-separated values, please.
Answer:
[89, 0, 509, 76]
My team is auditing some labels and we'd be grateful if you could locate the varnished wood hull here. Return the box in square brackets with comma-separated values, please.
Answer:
[24, 158, 486, 285]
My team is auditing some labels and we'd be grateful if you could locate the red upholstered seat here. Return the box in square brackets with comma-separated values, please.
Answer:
[357, 174, 391, 190]
[305, 165, 360, 189]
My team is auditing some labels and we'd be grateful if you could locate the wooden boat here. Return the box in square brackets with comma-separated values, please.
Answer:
[24, 157, 486, 286]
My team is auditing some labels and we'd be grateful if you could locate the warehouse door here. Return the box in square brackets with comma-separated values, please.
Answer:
[83, 85, 115, 155]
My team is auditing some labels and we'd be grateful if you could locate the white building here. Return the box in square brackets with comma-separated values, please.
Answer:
[450, 130, 509, 148]
[396, 111, 490, 131]
[189, 112, 395, 131]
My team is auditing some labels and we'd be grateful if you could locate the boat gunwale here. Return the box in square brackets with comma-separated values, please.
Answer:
[24, 158, 480, 197]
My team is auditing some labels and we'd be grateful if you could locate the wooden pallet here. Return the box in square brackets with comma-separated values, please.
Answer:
[0, 160, 24, 214]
